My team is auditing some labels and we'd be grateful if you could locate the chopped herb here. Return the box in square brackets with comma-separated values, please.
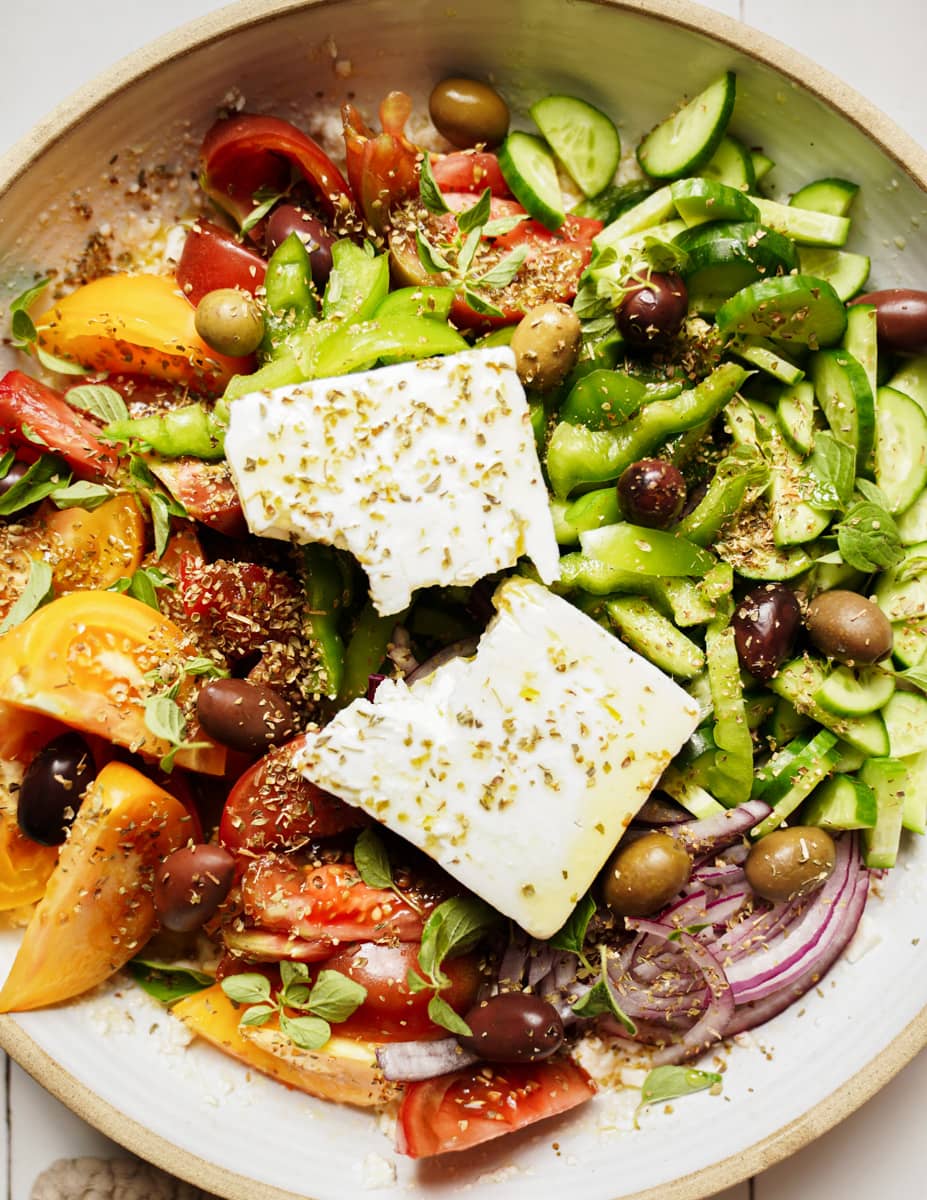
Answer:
[49, 480, 115, 511]
[240, 184, 289, 236]
[0, 454, 69, 517]
[571, 946, 636, 1035]
[65, 383, 130, 425]
[418, 153, 451, 216]
[549, 893, 596, 970]
[142, 692, 209, 773]
[635, 1065, 722, 1127]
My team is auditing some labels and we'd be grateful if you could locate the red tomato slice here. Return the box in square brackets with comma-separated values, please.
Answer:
[200, 114, 354, 232]
[0, 370, 120, 479]
[148, 458, 247, 537]
[176, 555, 302, 659]
[343, 91, 420, 233]
[430, 152, 511, 197]
[320, 942, 482, 1042]
[220, 734, 367, 856]
[177, 220, 267, 305]
[241, 857, 432, 944]
[397, 1059, 597, 1158]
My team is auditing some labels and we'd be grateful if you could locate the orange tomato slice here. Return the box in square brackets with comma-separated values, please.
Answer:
[36, 274, 252, 392]
[0, 761, 193, 1011]
[42, 493, 146, 593]
[0, 590, 226, 775]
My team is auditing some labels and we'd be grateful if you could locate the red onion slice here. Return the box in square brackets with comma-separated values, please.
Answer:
[672, 799, 772, 857]
[405, 636, 480, 685]
[377, 1038, 479, 1082]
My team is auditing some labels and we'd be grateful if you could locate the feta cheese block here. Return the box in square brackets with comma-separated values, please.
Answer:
[224, 347, 559, 616]
[297, 577, 701, 939]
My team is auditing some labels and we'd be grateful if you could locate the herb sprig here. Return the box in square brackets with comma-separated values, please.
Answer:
[7, 278, 89, 375]
[407, 896, 499, 1036]
[221, 963, 367, 1051]
[635, 1065, 723, 1127]
[353, 826, 423, 914]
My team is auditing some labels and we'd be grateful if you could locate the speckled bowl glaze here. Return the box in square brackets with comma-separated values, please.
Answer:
[0, 3, 924, 1198]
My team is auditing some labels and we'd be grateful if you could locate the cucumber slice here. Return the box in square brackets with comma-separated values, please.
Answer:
[752, 730, 841, 836]
[605, 597, 705, 679]
[798, 248, 870, 301]
[802, 775, 877, 830]
[637, 72, 736, 180]
[875, 541, 927, 621]
[726, 543, 813, 581]
[874, 385, 927, 514]
[810, 348, 875, 468]
[891, 620, 927, 668]
[731, 337, 804, 386]
[753, 197, 850, 247]
[717, 275, 848, 347]
[832, 741, 867, 773]
[750, 151, 775, 185]
[769, 657, 891, 756]
[778, 381, 815, 455]
[531, 95, 620, 199]
[897, 491, 927, 545]
[593, 185, 676, 253]
[700, 134, 756, 191]
[573, 179, 655, 223]
[887, 355, 927, 415]
[789, 177, 859, 217]
[859, 757, 907, 868]
[670, 178, 759, 227]
[901, 749, 927, 834]
[659, 766, 725, 819]
[752, 731, 819, 798]
[768, 429, 829, 548]
[676, 220, 798, 314]
[882, 690, 927, 756]
[815, 665, 896, 716]
[765, 695, 812, 747]
[498, 131, 565, 230]
[843, 303, 878, 397]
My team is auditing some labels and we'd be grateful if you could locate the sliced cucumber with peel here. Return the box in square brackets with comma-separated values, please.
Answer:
[875, 541, 927, 621]
[700, 134, 755, 191]
[897, 491, 927, 544]
[789, 177, 859, 217]
[900, 750, 927, 834]
[751, 729, 841, 837]
[593, 185, 676, 252]
[637, 72, 736, 180]
[815, 665, 896, 716]
[531, 94, 620, 198]
[891, 620, 927, 667]
[677, 220, 798, 313]
[768, 657, 890, 757]
[843, 303, 878, 397]
[717, 274, 848, 347]
[802, 774, 877, 831]
[874, 385, 927, 515]
[810, 347, 875, 469]
[753, 197, 850, 247]
[731, 337, 804, 386]
[750, 150, 775, 184]
[670, 177, 759, 227]
[498, 131, 565, 230]
[777, 380, 815, 455]
[887, 355, 927, 414]
[605, 597, 705, 679]
[799, 247, 870, 301]
[882, 690, 927, 757]
[859, 757, 908, 868]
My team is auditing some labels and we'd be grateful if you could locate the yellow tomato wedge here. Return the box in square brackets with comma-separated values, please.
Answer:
[35, 274, 251, 391]
[42, 493, 146, 593]
[0, 590, 226, 775]
[174, 984, 396, 1108]
[0, 762, 193, 1011]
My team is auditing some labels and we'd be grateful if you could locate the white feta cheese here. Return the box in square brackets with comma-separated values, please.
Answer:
[297, 578, 700, 938]
[224, 347, 559, 616]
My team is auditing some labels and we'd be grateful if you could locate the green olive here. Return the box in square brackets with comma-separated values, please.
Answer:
[745, 826, 837, 904]
[194, 288, 264, 357]
[805, 590, 893, 665]
[510, 302, 582, 392]
[601, 831, 691, 917]
[428, 77, 510, 149]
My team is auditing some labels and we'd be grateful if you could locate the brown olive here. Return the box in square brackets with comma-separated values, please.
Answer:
[805, 590, 893, 665]
[196, 678, 296, 754]
[265, 204, 334, 287]
[617, 459, 686, 529]
[154, 843, 236, 933]
[17, 732, 96, 845]
[195, 287, 264, 357]
[458, 992, 564, 1063]
[745, 826, 837, 904]
[510, 302, 582, 392]
[616, 272, 688, 349]
[852, 289, 927, 354]
[733, 583, 803, 681]
[601, 831, 691, 917]
[429, 77, 510, 149]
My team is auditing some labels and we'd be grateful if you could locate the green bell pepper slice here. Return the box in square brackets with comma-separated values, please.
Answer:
[300, 543, 347, 699]
[262, 232, 318, 359]
[310, 314, 468, 379]
[374, 286, 455, 322]
[676, 444, 768, 546]
[579, 522, 716, 577]
[559, 369, 647, 430]
[322, 240, 390, 324]
[104, 403, 226, 461]
[338, 600, 401, 707]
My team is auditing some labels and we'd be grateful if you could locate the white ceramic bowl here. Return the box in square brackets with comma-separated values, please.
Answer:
[0, 3, 925, 1199]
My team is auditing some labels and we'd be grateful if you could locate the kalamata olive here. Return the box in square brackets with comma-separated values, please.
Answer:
[428, 77, 510, 150]
[17, 732, 96, 845]
[805, 590, 893, 665]
[264, 204, 335, 287]
[194, 288, 264, 357]
[745, 826, 837, 904]
[196, 678, 296, 754]
[732, 583, 803, 681]
[458, 992, 564, 1063]
[852, 289, 927, 354]
[616, 272, 688, 349]
[601, 831, 691, 917]
[154, 843, 236, 933]
[510, 302, 582, 392]
[617, 458, 687, 529]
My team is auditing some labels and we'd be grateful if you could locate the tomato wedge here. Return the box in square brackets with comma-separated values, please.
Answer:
[0, 762, 192, 1011]
[0, 370, 120, 479]
[176, 220, 267, 305]
[148, 457, 247, 538]
[343, 91, 420, 233]
[241, 857, 431, 945]
[220, 734, 367, 856]
[200, 114, 354, 231]
[397, 1059, 596, 1157]
[431, 152, 512, 197]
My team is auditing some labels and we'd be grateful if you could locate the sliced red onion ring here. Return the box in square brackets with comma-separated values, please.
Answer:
[671, 799, 772, 858]
[377, 1038, 479, 1082]
[405, 636, 480, 685]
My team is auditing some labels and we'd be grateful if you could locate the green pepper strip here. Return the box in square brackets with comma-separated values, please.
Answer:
[300, 544, 347, 700]
[374, 286, 455, 322]
[559, 369, 647, 431]
[676, 444, 769, 547]
[310, 315, 468, 379]
[104, 404, 226, 461]
[262, 232, 318, 358]
[322, 241, 390, 324]
[546, 361, 748, 497]
[337, 600, 401, 707]
[704, 601, 754, 807]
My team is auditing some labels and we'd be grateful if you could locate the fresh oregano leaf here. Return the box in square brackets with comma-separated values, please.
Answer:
[49, 480, 115, 511]
[126, 959, 213, 1005]
[306, 969, 367, 1023]
[549, 893, 596, 960]
[34, 345, 90, 375]
[239, 1004, 277, 1027]
[0, 559, 54, 635]
[220, 973, 273, 1007]
[475, 244, 530, 289]
[181, 656, 229, 680]
[482, 213, 528, 238]
[279, 1012, 331, 1051]
[456, 226, 483, 277]
[835, 498, 903, 572]
[0, 455, 68, 516]
[636, 1065, 722, 1124]
[65, 383, 129, 424]
[456, 187, 492, 235]
[354, 826, 394, 890]
[240, 184, 288, 236]
[427, 993, 472, 1037]
[460, 287, 505, 319]
[418, 153, 451, 215]
[802, 430, 855, 511]
[415, 230, 453, 275]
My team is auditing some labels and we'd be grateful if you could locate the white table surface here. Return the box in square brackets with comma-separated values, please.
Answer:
[1, 2, 924, 1198]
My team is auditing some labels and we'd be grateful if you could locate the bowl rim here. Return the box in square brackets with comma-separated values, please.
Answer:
[0, 2, 925, 1198]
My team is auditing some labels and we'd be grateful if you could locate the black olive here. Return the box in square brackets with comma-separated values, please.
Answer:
[616, 272, 688, 349]
[196, 678, 296, 754]
[458, 992, 564, 1062]
[17, 732, 96, 845]
[264, 204, 335, 287]
[154, 844, 236, 932]
[617, 459, 687, 529]
[732, 584, 803, 680]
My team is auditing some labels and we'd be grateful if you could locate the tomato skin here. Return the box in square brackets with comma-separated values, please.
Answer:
[0, 370, 120, 479]
[220, 734, 367, 856]
[241, 857, 431, 944]
[431, 152, 511, 197]
[200, 114, 354, 231]
[397, 1059, 596, 1158]
[319, 942, 482, 1042]
[343, 92, 420, 233]
[176, 220, 267, 305]
[148, 457, 247, 537]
